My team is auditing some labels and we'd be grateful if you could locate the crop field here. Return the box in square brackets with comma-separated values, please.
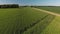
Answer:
[0, 7, 54, 34]
[0, 7, 60, 34]
[35, 6, 60, 14]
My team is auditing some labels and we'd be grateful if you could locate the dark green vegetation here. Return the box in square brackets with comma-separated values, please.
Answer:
[0, 4, 19, 8]
[34, 6, 60, 14]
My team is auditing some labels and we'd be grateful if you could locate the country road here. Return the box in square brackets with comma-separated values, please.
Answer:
[32, 8, 60, 16]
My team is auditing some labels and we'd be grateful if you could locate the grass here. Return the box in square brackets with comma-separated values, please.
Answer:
[0, 7, 60, 34]
[41, 16, 60, 34]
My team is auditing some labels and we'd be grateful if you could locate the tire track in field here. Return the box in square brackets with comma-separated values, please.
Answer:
[20, 15, 49, 34]
[32, 8, 60, 16]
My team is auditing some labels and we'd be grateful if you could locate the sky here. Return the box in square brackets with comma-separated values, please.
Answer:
[19, 0, 60, 6]
[0, 0, 20, 4]
[0, 0, 60, 6]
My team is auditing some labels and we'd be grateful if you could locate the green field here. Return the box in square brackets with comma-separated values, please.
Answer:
[41, 16, 60, 34]
[0, 7, 60, 34]
[35, 6, 60, 14]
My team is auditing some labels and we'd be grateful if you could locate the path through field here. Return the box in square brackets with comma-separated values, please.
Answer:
[32, 8, 60, 16]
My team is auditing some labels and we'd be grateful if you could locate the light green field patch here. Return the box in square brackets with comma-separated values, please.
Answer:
[41, 16, 60, 34]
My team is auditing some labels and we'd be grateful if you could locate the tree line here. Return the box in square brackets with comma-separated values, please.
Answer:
[0, 4, 19, 8]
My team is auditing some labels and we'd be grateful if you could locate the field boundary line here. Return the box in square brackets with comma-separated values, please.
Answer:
[32, 8, 60, 16]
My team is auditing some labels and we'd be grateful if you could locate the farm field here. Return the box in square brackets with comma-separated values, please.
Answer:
[35, 6, 60, 14]
[0, 7, 60, 34]
[0, 7, 53, 34]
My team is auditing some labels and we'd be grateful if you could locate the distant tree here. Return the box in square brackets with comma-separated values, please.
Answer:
[0, 4, 19, 8]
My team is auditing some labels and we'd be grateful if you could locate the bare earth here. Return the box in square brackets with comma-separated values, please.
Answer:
[32, 8, 60, 16]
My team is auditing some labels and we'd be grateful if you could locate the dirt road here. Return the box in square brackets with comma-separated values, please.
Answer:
[32, 8, 60, 16]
